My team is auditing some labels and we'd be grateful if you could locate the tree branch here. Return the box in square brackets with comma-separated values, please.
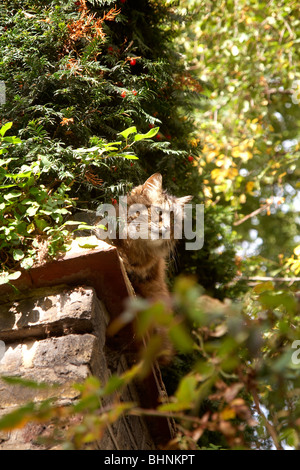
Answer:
[250, 387, 283, 450]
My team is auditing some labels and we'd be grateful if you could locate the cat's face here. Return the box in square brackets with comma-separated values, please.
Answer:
[128, 173, 192, 248]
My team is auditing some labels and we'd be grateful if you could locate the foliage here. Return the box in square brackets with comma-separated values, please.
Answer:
[0, 0, 300, 452]
[0, 0, 238, 295]
[1, 278, 300, 449]
[178, 0, 300, 282]
[0, 120, 158, 283]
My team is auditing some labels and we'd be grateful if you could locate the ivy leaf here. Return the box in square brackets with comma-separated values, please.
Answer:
[13, 249, 24, 261]
[0, 270, 22, 285]
[20, 257, 34, 269]
[4, 191, 22, 200]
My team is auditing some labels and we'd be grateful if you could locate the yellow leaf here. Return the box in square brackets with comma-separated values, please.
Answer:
[216, 158, 225, 167]
[206, 151, 218, 162]
[228, 168, 238, 179]
[239, 151, 252, 162]
[231, 148, 240, 158]
[294, 245, 300, 257]
[27, 222, 35, 234]
[239, 193, 246, 204]
[246, 181, 255, 193]
[220, 407, 236, 421]
[278, 172, 286, 181]
[203, 186, 213, 198]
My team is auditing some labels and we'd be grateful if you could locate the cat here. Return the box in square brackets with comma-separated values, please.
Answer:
[111, 173, 193, 303]
[93, 173, 192, 362]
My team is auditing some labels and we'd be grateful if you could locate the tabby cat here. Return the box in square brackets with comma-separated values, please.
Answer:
[112, 173, 192, 303]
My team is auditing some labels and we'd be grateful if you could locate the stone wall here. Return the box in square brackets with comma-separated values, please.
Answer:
[0, 285, 158, 449]
[0, 242, 175, 450]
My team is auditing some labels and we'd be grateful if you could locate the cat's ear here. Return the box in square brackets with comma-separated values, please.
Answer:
[142, 173, 163, 196]
[177, 195, 193, 206]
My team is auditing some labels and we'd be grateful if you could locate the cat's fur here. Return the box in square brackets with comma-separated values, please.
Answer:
[113, 173, 192, 303]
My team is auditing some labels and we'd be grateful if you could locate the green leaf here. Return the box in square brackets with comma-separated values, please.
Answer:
[13, 249, 24, 261]
[2, 136, 22, 144]
[103, 141, 122, 149]
[4, 191, 22, 201]
[281, 428, 299, 448]
[20, 257, 34, 270]
[26, 222, 35, 233]
[0, 271, 21, 286]
[118, 126, 137, 139]
[26, 203, 40, 217]
[77, 236, 99, 248]
[253, 281, 274, 293]
[169, 323, 194, 353]
[259, 291, 297, 314]
[0, 122, 13, 137]
[120, 154, 139, 160]
[1, 376, 51, 389]
[8, 271, 22, 280]
[35, 218, 48, 231]
[74, 146, 100, 154]
[158, 401, 192, 412]
[0, 403, 36, 431]
[0, 183, 18, 189]
[175, 375, 199, 405]
[134, 127, 159, 141]
[103, 374, 125, 395]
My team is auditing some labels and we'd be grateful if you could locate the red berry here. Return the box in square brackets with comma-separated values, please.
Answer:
[156, 134, 161, 140]
[121, 91, 126, 98]
[132, 89, 137, 96]
[130, 58, 137, 66]
[111, 198, 117, 205]
[188, 155, 194, 162]
[149, 123, 155, 128]
[120, 0, 126, 3]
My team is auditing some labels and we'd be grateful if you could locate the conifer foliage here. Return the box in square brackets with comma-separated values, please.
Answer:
[0, 0, 236, 290]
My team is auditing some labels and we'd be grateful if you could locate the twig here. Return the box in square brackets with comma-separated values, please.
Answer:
[250, 387, 283, 450]
[234, 202, 272, 226]
[129, 407, 203, 425]
[239, 276, 300, 283]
